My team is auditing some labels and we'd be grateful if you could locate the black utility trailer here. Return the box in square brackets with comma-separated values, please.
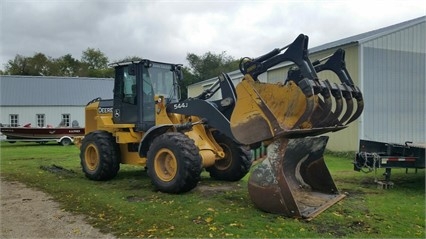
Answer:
[354, 139, 425, 184]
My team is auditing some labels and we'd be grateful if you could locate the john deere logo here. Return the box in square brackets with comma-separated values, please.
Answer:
[98, 107, 113, 114]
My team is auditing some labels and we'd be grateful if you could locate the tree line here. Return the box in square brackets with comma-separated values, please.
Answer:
[0, 48, 240, 98]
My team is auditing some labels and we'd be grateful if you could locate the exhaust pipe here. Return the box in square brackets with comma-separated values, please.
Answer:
[248, 136, 345, 220]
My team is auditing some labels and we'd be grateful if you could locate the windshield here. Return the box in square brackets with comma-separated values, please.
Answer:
[145, 63, 179, 103]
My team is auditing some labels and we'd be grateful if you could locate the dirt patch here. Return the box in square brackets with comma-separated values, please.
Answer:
[40, 164, 77, 177]
[195, 182, 241, 197]
[0, 178, 115, 238]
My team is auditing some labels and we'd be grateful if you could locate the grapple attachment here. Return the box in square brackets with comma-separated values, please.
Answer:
[229, 34, 363, 219]
[311, 48, 364, 126]
[248, 136, 345, 220]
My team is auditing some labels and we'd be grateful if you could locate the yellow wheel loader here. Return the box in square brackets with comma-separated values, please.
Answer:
[79, 34, 363, 219]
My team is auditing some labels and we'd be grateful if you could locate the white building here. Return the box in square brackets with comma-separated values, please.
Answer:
[0, 75, 114, 128]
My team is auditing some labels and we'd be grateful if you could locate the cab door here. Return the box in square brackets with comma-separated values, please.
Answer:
[112, 64, 138, 125]
[113, 63, 156, 131]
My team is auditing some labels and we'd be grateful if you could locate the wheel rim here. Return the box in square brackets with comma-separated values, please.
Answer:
[84, 143, 100, 171]
[154, 148, 178, 182]
[62, 139, 71, 146]
[215, 143, 232, 170]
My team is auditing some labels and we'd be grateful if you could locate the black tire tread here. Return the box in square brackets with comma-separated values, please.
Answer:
[80, 130, 120, 181]
[147, 132, 202, 193]
[206, 132, 252, 181]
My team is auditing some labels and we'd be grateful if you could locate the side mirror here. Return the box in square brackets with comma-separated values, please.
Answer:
[128, 64, 136, 76]
[172, 64, 184, 81]
[177, 70, 183, 81]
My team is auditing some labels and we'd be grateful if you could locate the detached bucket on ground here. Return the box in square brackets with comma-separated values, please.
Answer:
[248, 136, 345, 220]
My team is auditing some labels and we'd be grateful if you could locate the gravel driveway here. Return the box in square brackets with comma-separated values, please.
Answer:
[0, 178, 115, 238]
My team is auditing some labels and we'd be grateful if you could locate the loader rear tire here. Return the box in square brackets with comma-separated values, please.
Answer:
[147, 132, 202, 193]
[80, 131, 120, 181]
[206, 132, 252, 181]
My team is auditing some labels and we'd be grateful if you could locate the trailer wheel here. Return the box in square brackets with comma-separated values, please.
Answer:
[206, 132, 253, 181]
[80, 131, 120, 181]
[147, 132, 202, 193]
[60, 138, 72, 146]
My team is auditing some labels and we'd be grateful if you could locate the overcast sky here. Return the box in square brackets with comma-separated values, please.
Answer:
[1, 0, 425, 71]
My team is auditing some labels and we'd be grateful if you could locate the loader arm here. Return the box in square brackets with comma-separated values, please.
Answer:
[240, 34, 318, 84]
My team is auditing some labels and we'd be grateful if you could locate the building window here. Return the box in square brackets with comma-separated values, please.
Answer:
[10, 114, 19, 127]
[36, 114, 45, 127]
[60, 114, 70, 127]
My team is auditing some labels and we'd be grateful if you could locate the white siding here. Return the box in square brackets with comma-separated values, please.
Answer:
[1, 106, 85, 127]
[361, 22, 426, 144]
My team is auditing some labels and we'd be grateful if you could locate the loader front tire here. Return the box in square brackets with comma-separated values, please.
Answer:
[147, 132, 202, 193]
[80, 131, 120, 181]
[206, 132, 252, 181]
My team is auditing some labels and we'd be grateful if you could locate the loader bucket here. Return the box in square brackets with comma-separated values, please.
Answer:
[248, 136, 345, 220]
[230, 75, 316, 145]
[230, 75, 346, 145]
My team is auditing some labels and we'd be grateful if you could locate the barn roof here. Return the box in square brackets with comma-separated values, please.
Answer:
[309, 15, 425, 53]
[0, 75, 114, 106]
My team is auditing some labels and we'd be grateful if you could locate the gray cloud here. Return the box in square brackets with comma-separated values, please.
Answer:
[1, 0, 425, 71]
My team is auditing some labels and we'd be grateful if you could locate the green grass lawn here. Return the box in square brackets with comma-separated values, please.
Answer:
[1, 141, 424, 238]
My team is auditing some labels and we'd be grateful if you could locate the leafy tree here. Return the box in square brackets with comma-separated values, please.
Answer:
[2, 49, 239, 85]
[4, 54, 31, 75]
[4, 53, 55, 76]
[81, 48, 108, 70]
[185, 51, 239, 81]
[81, 48, 112, 77]
[28, 53, 53, 76]
[55, 54, 81, 77]
[179, 66, 198, 99]
[179, 51, 239, 99]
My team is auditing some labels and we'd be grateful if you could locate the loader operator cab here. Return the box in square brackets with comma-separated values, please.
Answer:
[112, 60, 182, 131]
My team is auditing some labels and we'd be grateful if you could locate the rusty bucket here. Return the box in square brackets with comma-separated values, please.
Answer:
[248, 136, 345, 220]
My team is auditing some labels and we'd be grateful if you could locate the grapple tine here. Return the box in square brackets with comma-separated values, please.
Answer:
[314, 80, 343, 127]
[330, 83, 344, 125]
[309, 86, 332, 128]
[338, 85, 354, 124]
[345, 88, 364, 125]
[248, 136, 345, 219]
[317, 81, 344, 127]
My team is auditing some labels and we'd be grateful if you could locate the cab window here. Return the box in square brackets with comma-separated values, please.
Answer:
[123, 66, 136, 104]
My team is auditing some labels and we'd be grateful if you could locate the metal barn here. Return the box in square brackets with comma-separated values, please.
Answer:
[0, 75, 114, 128]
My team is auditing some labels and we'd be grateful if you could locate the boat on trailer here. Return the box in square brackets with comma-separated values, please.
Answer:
[0, 123, 85, 146]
